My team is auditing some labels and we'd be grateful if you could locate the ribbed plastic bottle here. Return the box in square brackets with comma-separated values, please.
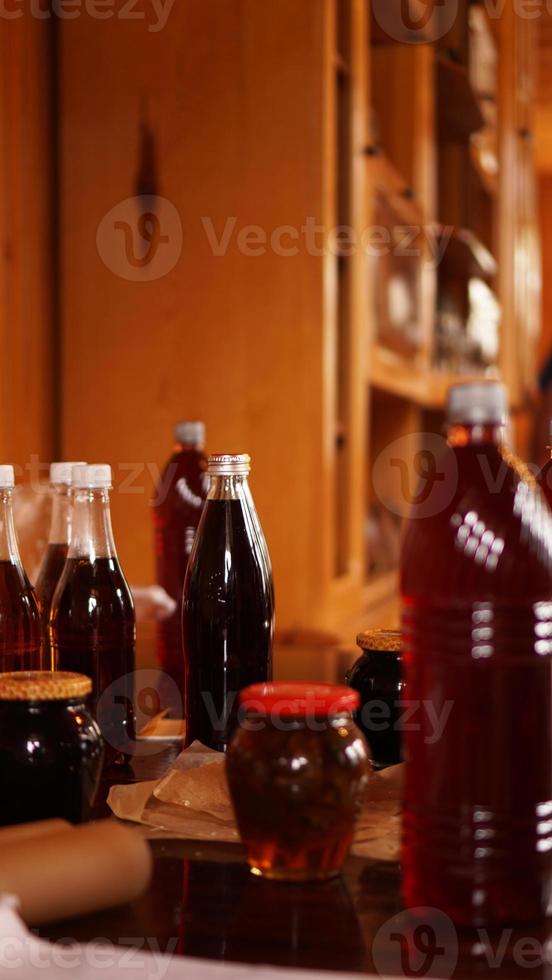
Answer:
[401, 381, 552, 926]
[152, 422, 208, 691]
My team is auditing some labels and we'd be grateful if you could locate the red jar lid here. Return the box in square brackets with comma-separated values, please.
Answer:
[239, 682, 359, 717]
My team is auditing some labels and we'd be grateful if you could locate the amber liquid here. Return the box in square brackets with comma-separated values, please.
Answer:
[402, 437, 552, 926]
[182, 498, 274, 751]
[152, 446, 207, 693]
[51, 556, 135, 765]
[35, 542, 68, 633]
[226, 721, 367, 881]
[0, 559, 42, 672]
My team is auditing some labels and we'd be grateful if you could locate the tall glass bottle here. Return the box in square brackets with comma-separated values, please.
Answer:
[401, 382, 552, 926]
[0, 465, 41, 672]
[152, 422, 208, 693]
[35, 461, 86, 645]
[182, 453, 274, 751]
[50, 464, 135, 766]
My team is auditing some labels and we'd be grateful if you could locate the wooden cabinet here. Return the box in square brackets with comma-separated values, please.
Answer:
[12, 0, 537, 654]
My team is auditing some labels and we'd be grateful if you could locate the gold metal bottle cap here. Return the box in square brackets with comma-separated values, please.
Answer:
[208, 454, 251, 476]
[0, 671, 92, 701]
[356, 629, 401, 653]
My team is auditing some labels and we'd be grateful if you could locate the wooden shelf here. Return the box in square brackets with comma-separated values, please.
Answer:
[370, 345, 432, 404]
[367, 150, 426, 224]
[470, 139, 499, 197]
[437, 52, 485, 142]
[438, 226, 497, 281]
[369, 345, 489, 408]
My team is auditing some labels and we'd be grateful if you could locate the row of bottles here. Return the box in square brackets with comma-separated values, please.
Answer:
[0, 428, 274, 760]
[0, 462, 135, 766]
[402, 381, 552, 927]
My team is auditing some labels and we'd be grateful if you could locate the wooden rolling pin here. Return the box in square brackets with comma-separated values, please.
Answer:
[0, 820, 152, 925]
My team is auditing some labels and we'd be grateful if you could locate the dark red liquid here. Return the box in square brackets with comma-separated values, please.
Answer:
[51, 557, 135, 766]
[35, 542, 68, 634]
[152, 446, 207, 692]
[182, 498, 274, 751]
[401, 437, 552, 926]
[0, 559, 42, 672]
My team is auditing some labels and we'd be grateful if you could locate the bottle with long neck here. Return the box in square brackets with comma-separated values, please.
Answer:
[401, 382, 552, 926]
[152, 422, 208, 694]
[35, 461, 85, 643]
[182, 453, 274, 751]
[50, 464, 135, 766]
[0, 465, 42, 672]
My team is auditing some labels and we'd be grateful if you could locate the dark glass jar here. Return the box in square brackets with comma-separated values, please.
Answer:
[226, 683, 370, 882]
[346, 629, 403, 770]
[0, 671, 104, 826]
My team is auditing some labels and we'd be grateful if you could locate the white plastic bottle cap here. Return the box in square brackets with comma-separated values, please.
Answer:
[447, 381, 508, 427]
[0, 465, 15, 489]
[207, 454, 251, 476]
[174, 421, 205, 447]
[49, 461, 87, 486]
[72, 464, 112, 489]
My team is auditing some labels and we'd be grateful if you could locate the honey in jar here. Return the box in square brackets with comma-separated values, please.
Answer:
[226, 682, 370, 881]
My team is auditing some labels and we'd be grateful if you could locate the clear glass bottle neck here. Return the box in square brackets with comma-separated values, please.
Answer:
[48, 484, 73, 545]
[0, 489, 24, 565]
[207, 474, 250, 501]
[68, 488, 117, 560]
[447, 422, 506, 448]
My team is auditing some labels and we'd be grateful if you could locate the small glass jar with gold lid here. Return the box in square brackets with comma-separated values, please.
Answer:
[0, 671, 103, 826]
[346, 629, 402, 770]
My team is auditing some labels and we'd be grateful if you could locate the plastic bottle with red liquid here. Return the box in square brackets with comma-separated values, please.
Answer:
[35, 461, 85, 657]
[401, 381, 552, 926]
[152, 422, 208, 697]
[0, 465, 42, 672]
[50, 464, 136, 767]
[182, 453, 274, 751]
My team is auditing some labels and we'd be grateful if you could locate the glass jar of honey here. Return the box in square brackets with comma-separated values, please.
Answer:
[0, 671, 104, 826]
[346, 629, 402, 770]
[226, 682, 370, 882]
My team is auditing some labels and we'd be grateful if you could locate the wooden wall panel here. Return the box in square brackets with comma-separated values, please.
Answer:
[59, 1, 328, 628]
[0, 15, 55, 471]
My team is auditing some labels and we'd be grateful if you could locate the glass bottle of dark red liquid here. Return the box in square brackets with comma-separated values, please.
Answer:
[401, 381, 552, 926]
[35, 461, 85, 655]
[152, 422, 208, 694]
[0, 465, 42, 672]
[50, 464, 136, 767]
[182, 453, 274, 751]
